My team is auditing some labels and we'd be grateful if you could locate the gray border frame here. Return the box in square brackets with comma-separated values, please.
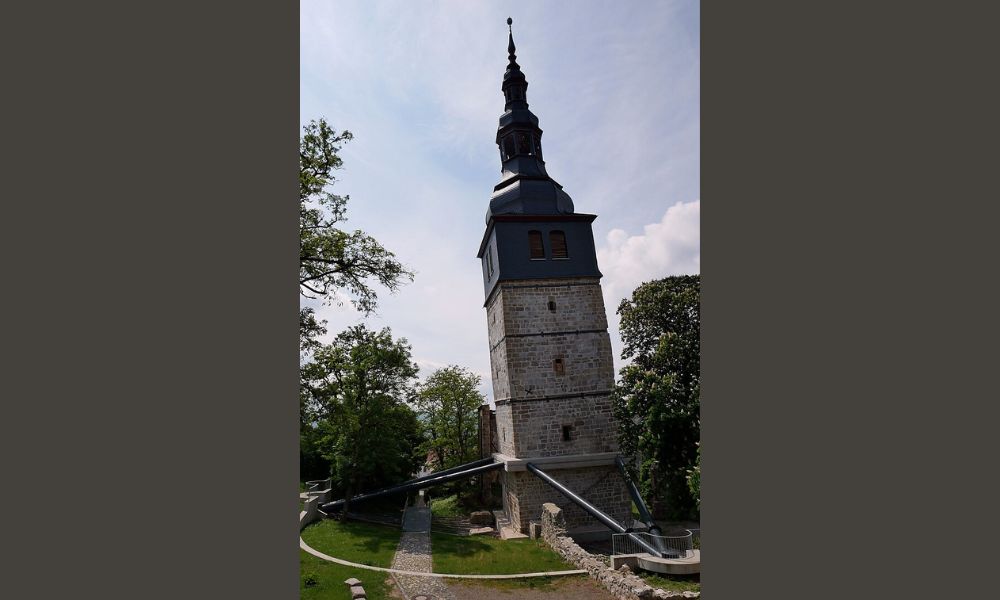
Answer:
[704, 1, 1000, 597]
[3, 1, 299, 597]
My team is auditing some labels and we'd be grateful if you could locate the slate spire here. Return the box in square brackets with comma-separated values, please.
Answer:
[507, 17, 518, 68]
[488, 17, 574, 221]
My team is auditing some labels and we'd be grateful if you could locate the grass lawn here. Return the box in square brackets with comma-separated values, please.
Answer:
[637, 572, 701, 594]
[429, 494, 465, 518]
[431, 532, 580, 590]
[300, 519, 401, 600]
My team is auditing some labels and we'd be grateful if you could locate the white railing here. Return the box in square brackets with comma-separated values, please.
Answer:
[612, 530, 695, 559]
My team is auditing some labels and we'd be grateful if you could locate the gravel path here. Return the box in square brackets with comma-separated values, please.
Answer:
[390, 504, 456, 600]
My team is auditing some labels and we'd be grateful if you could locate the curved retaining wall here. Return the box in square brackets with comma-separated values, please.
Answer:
[539, 503, 700, 600]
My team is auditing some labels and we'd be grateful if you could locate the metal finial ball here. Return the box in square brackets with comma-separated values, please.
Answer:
[507, 17, 513, 26]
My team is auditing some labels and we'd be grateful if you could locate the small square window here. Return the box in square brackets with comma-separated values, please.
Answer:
[562, 425, 572, 441]
[553, 358, 565, 375]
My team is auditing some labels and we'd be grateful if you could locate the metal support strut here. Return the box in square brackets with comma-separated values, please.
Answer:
[319, 458, 503, 514]
[525, 462, 663, 558]
[614, 455, 669, 553]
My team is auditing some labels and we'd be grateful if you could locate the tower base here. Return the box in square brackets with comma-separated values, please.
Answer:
[498, 458, 631, 534]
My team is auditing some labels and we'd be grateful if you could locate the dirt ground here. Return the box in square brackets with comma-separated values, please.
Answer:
[446, 576, 615, 600]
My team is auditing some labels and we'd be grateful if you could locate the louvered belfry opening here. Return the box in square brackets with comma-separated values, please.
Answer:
[550, 230, 568, 258]
[528, 230, 545, 259]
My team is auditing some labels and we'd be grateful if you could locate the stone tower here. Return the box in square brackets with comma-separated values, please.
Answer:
[477, 19, 630, 535]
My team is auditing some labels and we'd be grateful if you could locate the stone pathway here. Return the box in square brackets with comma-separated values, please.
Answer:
[390, 495, 456, 600]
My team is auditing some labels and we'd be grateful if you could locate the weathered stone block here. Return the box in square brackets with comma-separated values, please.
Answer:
[529, 521, 541, 539]
[469, 510, 493, 526]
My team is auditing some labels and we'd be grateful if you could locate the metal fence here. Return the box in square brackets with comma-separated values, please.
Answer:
[611, 530, 695, 559]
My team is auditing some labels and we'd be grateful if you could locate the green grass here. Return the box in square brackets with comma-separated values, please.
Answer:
[429, 494, 465, 518]
[637, 572, 701, 594]
[428, 492, 500, 518]
[431, 532, 576, 590]
[299, 519, 401, 600]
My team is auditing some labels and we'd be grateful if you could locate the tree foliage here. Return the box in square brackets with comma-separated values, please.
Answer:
[299, 307, 327, 354]
[299, 119, 414, 313]
[612, 275, 700, 520]
[687, 443, 700, 510]
[300, 325, 424, 511]
[414, 366, 485, 473]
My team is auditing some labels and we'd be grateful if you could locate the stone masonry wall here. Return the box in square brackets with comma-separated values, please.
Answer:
[487, 275, 628, 542]
[487, 278, 609, 343]
[494, 403, 516, 456]
[487, 277, 614, 405]
[540, 503, 700, 600]
[486, 276, 618, 461]
[503, 331, 614, 399]
[507, 394, 617, 457]
[504, 465, 631, 533]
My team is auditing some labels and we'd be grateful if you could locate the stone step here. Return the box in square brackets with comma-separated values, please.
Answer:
[499, 525, 528, 540]
[430, 523, 495, 536]
[492, 510, 509, 528]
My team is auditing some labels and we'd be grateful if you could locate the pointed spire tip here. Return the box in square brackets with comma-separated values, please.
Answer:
[507, 17, 516, 60]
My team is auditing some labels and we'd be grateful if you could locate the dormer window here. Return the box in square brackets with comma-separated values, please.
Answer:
[550, 231, 568, 259]
[528, 230, 545, 259]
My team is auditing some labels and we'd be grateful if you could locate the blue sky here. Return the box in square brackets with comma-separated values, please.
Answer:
[301, 0, 700, 403]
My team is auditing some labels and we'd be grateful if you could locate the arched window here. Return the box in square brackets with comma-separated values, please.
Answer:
[550, 231, 568, 259]
[528, 230, 545, 259]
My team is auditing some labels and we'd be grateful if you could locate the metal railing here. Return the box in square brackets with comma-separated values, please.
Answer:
[612, 530, 695, 559]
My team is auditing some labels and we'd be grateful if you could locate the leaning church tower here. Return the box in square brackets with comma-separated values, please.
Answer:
[478, 19, 631, 535]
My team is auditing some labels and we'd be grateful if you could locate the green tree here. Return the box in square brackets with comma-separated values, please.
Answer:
[298, 119, 417, 488]
[299, 307, 327, 354]
[301, 325, 424, 512]
[687, 443, 701, 510]
[612, 275, 700, 520]
[414, 366, 485, 476]
[299, 119, 413, 315]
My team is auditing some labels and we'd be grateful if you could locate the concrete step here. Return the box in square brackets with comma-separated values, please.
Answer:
[492, 509, 527, 539]
[499, 525, 528, 540]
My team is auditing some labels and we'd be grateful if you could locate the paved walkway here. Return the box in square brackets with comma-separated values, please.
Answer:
[390, 496, 456, 600]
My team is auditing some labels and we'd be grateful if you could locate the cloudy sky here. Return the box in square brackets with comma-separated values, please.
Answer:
[300, 0, 700, 403]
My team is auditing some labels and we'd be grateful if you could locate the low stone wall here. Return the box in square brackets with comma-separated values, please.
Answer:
[300, 484, 334, 531]
[300, 496, 321, 531]
[539, 503, 699, 600]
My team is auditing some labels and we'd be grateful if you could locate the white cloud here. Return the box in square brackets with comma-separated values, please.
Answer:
[597, 199, 700, 366]
[300, 0, 700, 396]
